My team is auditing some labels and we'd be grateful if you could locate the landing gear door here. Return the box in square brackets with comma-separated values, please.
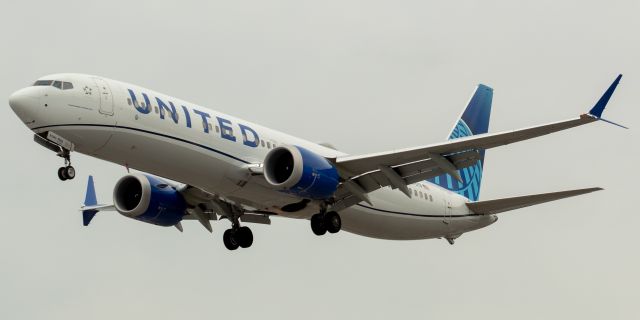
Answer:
[93, 77, 114, 116]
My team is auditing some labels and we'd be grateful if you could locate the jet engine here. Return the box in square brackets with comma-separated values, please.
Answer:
[113, 173, 186, 226]
[263, 145, 340, 199]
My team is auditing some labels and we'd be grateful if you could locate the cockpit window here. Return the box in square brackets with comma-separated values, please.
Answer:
[33, 80, 53, 86]
[32, 79, 74, 90]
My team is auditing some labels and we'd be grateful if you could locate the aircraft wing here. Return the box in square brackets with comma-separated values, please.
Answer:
[331, 75, 623, 209]
[465, 187, 603, 214]
[79, 176, 270, 231]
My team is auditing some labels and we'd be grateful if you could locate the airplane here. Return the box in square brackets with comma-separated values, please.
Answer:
[8, 73, 624, 249]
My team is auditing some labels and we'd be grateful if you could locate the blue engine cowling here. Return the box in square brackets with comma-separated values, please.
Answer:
[263, 145, 340, 199]
[113, 173, 186, 226]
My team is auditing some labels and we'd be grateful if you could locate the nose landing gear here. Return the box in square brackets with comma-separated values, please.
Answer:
[57, 152, 75, 181]
[57, 165, 75, 181]
[33, 133, 77, 181]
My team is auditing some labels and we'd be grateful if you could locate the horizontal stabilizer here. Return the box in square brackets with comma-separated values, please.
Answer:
[466, 187, 603, 215]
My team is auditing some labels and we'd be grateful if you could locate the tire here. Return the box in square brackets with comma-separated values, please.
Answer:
[58, 167, 68, 181]
[64, 166, 76, 180]
[310, 214, 327, 236]
[223, 229, 239, 250]
[237, 226, 253, 248]
[325, 211, 342, 234]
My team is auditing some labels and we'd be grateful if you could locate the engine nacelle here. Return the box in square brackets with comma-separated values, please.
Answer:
[263, 145, 340, 199]
[113, 173, 186, 226]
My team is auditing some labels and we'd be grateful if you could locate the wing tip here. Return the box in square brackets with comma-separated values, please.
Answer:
[84, 175, 97, 206]
[588, 74, 622, 118]
[83, 175, 98, 226]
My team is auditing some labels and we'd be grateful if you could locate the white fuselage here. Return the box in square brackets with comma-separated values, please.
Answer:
[9, 73, 496, 240]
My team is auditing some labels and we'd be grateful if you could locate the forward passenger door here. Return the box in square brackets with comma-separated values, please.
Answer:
[93, 77, 114, 116]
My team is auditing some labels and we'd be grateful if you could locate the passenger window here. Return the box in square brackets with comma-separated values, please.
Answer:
[154, 106, 159, 114]
[267, 142, 271, 149]
[215, 126, 220, 133]
[62, 82, 74, 90]
[52, 81, 63, 89]
[414, 190, 418, 196]
[127, 98, 132, 106]
[261, 140, 265, 147]
[429, 195, 433, 202]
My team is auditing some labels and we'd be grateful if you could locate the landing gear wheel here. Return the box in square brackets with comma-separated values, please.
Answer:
[325, 211, 341, 234]
[64, 166, 76, 180]
[223, 229, 239, 251]
[311, 213, 327, 236]
[57, 167, 68, 181]
[57, 165, 75, 181]
[237, 226, 254, 248]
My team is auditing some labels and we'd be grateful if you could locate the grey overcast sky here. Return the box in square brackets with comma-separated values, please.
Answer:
[1, 1, 638, 319]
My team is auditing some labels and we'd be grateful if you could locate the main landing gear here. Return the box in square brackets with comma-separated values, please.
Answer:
[57, 152, 75, 181]
[310, 211, 341, 236]
[213, 200, 254, 251]
[223, 219, 254, 251]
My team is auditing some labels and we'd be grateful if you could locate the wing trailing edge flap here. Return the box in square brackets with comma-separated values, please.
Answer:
[332, 150, 480, 207]
[465, 187, 603, 215]
[351, 150, 479, 192]
[180, 186, 272, 226]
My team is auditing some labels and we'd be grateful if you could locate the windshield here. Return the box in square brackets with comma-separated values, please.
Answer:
[32, 80, 74, 90]
[33, 80, 53, 86]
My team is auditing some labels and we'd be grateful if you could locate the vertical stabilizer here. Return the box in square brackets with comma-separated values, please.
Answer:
[428, 84, 493, 201]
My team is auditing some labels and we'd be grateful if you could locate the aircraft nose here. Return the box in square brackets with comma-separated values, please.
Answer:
[9, 88, 41, 124]
[9, 88, 38, 111]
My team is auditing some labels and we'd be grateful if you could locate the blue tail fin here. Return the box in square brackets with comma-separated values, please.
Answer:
[428, 84, 493, 201]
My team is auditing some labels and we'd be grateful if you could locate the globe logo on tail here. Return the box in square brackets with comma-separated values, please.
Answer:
[428, 119, 483, 201]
